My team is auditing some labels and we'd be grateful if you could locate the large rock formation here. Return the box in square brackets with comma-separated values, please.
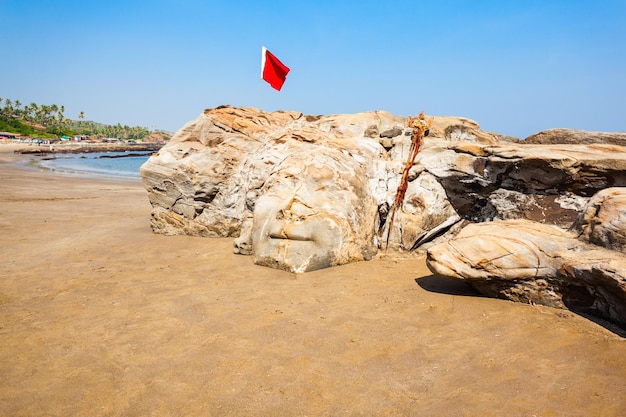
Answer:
[141, 106, 626, 273]
[141, 106, 473, 272]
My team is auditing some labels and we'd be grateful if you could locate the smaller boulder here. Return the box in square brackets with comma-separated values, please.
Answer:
[379, 127, 403, 139]
[571, 187, 626, 252]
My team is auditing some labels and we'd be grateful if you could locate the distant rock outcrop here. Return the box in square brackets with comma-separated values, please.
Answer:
[523, 128, 626, 146]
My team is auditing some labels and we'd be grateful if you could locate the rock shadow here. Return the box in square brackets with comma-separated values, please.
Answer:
[570, 311, 626, 338]
[416, 276, 626, 338]
[415, 275, 483, 297]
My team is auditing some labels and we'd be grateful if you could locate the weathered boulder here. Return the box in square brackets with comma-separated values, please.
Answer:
[425, 219, 585, 306]
[557, 253, 626, 328]
[426, 188, 626, 328]
[524, 128, 626, 146]
[571, 187, 626, 252]
[427, 116, 518, 144]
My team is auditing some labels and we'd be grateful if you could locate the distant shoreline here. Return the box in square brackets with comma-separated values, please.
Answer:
[8, 140, 165, 155]
[0, 142, 149, 182]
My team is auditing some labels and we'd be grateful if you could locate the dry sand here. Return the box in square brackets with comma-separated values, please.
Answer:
[0, 143, 625, 416]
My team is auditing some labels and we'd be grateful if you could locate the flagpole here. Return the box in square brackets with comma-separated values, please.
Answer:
[260, 46, 265, 111]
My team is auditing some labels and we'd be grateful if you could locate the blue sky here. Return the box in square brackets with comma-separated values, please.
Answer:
[1, 0, 624, 139]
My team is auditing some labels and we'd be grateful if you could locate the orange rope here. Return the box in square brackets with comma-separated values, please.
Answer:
[385, 112, 431, 251]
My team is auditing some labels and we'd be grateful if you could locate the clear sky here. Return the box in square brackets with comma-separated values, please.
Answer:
[1, 0, 624, 139]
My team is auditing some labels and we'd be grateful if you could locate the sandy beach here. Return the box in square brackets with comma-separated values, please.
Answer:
[0, 143, 624, 416]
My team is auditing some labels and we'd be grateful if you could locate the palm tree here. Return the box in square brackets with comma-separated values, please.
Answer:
[14, 100, 22, 118]
[37, 105, 51, 125]
[50, 104, 59, 121]
[4, 99, 13, 114]
[28, 103, 38, 121]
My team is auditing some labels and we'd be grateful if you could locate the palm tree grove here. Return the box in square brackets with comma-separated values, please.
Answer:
[0, 97, 170, 142]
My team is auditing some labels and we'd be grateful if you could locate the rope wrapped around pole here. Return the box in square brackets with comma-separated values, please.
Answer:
[385, 111, 432, 252]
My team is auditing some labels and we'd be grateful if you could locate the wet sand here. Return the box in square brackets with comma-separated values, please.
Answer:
[0, 144, 625, 416]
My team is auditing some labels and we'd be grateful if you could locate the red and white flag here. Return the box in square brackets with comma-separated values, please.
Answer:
[261, 46, 290, 91]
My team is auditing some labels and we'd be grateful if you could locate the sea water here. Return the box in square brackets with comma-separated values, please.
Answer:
[35, 151, 152, 180]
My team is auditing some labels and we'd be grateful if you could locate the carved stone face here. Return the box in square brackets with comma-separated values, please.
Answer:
[251, 150, 377, 273]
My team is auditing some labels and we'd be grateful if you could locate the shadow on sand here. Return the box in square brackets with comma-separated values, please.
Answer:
[415, 274, 482, 297]
[416, 275, 626, 338]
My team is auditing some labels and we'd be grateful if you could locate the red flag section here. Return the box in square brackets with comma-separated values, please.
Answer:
[261, 46, 290, 91]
